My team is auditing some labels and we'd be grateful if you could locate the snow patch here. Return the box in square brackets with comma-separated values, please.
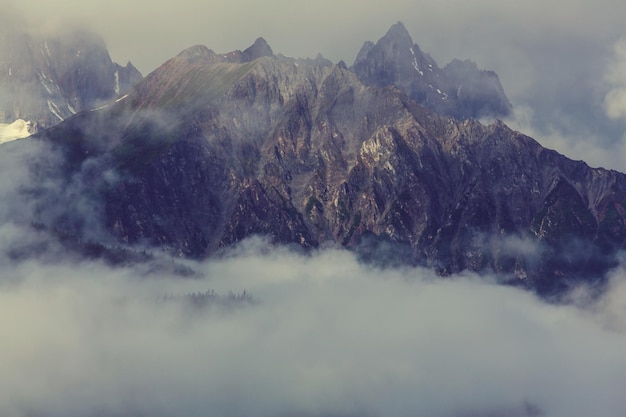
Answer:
[40, 75, 54, 95]
[410, 46, 422, 74]
[0, 119, 32, 143]
[39, 72, 61, 96]
[48, 100, 63, 121]
[115, 94, 129, 103]
[435, 88, 448, 99]
[91, 104, 109, 112]
[41, 42, 51, 66]
[413, 58, 423, 76]
[114, 70, 120, 95]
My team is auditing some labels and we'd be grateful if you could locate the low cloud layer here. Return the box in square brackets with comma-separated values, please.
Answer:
[0, 235, 626, 417]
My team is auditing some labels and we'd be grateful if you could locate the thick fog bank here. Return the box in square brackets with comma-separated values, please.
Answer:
[1, 238, 626, 417]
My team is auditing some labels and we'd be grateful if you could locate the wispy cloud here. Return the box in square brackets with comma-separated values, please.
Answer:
[604, 38, 626, 120]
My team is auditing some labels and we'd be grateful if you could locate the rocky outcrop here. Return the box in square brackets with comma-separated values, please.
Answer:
[351, 21, 512, 120]
[0, 28, 142, 133]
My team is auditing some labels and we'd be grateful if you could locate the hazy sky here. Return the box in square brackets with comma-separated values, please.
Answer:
[5, 0, 623, 73]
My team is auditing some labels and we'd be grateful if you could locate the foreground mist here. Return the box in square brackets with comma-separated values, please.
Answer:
[1, 236, 626, 417]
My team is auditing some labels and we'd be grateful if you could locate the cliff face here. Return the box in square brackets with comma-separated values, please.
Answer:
[0, 28, 142, 133]
[16, 37, 622, 296]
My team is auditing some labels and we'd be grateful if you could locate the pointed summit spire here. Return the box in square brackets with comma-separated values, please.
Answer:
[243, 37, 274, 61]
[382, 21, 413, 46]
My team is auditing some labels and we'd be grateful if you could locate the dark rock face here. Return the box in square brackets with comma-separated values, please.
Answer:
[351, 21, 512, 120]
[0, 28, 142, 131]
[27, 39, 626, 296]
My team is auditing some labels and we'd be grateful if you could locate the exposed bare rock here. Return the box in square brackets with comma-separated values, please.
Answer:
[24, 42, 626, 296]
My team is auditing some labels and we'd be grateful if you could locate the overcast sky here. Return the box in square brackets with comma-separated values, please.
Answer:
[6, 0, 624, 74]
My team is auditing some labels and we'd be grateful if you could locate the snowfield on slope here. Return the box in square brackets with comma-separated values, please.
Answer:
[0, 120, 32, 144]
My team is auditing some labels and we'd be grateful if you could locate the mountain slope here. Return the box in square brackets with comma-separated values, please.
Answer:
[351, 22, 512, 120]
[20, 39, 626, 296]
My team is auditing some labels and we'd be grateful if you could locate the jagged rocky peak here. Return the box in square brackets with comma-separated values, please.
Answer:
[314, 52, 332, 65]
[0, 26, 142, 135]
[383, 21, 414, 45]
[353, 21, 438, 79]
[442, 58, 512, 119]
[115, 61, 142, 93]
[192, 37, 277, 64]
[351, 21, 511, 120]
[354, 41, 375, 63]
[445, 58, 479, 73]
[42, 29, 123, 108]
[177, 44, 218, 61]
[173, 38, 337, 71]
[243, 37, 274, 60]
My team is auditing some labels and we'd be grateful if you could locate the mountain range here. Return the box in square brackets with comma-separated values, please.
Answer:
[3, 22, 625, 297]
